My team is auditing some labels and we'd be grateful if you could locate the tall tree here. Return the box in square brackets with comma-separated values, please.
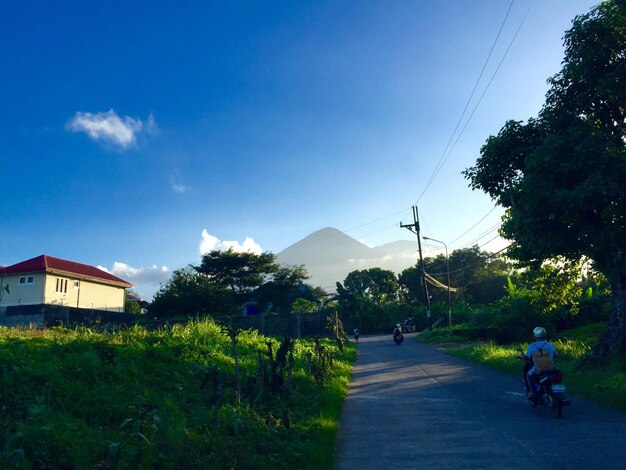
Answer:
[336, 268, 399, 331]
[398, 266, 423, 305]
[254, 264, 310, 314]
[464, 0, 626, 360]
[150, 267, 234, 318]
[446, 246, 491, 291]
[339, 268, 398, 305]
[195, 249, 278, 305]
[153, 253, 312, 317]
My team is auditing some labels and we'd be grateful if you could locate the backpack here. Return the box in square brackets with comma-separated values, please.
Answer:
[531, 342, 554, 372]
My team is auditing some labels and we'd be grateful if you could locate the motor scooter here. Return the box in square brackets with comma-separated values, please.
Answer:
[517, 350, 571, 418]
[393, 325, 404, 345]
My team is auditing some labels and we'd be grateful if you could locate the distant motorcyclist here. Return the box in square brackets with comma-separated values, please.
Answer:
[517, 326, 558, 397]
[393, 324, 403, 344]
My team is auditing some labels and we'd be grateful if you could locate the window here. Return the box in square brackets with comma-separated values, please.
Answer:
[19, 276, 34, 285]
[55, 277, 68, 294]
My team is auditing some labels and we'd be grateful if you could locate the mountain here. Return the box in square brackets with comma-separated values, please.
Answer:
[276, 227, 418, 291]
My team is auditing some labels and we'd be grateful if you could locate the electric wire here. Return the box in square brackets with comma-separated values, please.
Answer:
[416, 0, 534, 205]
[343, 207, 413, 233]
[428, 241, 511, 277]
[428, 0, 535, 195]
[448, 205, 499, 246]
[416, 0, 515, 204]
[459, 222, 502, 250]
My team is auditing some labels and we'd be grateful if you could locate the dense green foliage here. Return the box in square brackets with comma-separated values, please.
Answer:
[0, 321, 354, 469]
[335, 268, 425, 333]
[151, 267, 235, 318]
[439, 264, 610, 344]
[335, 247, 515, 333]
[151, 251, 318, 318]
[334, 237, 611, 346]
[400, 246, 511, 305]
[196, 250, 279, 302]
[464, 0, 626, 358]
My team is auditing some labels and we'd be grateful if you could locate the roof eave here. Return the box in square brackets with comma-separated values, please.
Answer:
[45, 268, 133, 288]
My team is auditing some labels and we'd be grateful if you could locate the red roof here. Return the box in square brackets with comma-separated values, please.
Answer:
[1, 255, 133, 288]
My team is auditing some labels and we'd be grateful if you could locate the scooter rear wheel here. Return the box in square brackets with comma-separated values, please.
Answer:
[550, 396, 563, 418]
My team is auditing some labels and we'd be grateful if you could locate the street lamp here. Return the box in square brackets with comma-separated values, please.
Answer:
[422, 236, 452, 327]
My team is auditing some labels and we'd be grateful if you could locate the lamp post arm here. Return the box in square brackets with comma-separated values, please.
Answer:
[422, 236, 452, 327]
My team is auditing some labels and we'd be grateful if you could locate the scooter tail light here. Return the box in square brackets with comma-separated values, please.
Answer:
[552, 372, 563, 383]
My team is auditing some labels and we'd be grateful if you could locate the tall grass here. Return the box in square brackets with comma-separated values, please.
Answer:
[0, 320, 355, 469]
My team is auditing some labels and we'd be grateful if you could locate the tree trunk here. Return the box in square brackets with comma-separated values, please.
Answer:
[589, 272, 626, 362]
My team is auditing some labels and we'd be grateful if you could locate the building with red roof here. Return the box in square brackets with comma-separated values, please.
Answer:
[0, 255, 133, 312]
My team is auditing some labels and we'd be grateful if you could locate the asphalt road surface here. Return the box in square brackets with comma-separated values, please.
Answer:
[335, 333, 626, 469]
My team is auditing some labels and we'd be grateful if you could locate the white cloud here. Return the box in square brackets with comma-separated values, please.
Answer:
[66, 109, 155, 149]
[171, 183, 189, 193]
[169, 170, 189, 193]
[98, 262, 169, 284]
[199, 230, 263, 255]
[144, 113, 157, 134]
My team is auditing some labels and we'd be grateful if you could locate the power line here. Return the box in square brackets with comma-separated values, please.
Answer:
[433, 0, 535, 191]
[448, 205, 499, 245]
[343, 207, 412, 233]
[416, 0, 515, 204]
[416, 0, 534, 204]
[429, 242, 511, 277]
[275, 212, 410, 255]
[477, 233, 504, 251]
[460, 222, 502, 249]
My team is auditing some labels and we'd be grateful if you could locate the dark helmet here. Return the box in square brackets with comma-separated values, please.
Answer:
[533, 326, 547, 339]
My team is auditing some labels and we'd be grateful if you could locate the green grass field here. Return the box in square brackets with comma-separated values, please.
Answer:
[0, 320, 355, 469]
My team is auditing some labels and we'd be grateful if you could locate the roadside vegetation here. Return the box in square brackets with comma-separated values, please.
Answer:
[0, 320, 355, 468]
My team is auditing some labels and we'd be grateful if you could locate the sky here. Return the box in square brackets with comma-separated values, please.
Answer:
[1, 0, 599, 299]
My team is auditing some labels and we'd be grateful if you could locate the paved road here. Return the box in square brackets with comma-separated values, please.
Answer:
[335, 333, 626, 469]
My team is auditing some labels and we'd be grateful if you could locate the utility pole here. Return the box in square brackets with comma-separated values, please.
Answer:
[401, 206, 432, 330]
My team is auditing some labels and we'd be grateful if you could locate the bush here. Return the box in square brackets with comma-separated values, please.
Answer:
[577, 292, 612, 325]
[450, 302, 474, 325]
[467, 304, 499, 329]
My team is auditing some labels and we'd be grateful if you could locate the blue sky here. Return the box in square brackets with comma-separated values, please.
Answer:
[1, 0, 597, 298]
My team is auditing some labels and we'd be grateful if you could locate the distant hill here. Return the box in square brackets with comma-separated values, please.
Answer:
[276, 227, 418, 291]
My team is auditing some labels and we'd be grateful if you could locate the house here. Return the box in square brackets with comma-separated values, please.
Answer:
[0, 254, 133, 312]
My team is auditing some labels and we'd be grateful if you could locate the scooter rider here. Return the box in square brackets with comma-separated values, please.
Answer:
[517, 326, 558, 397]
